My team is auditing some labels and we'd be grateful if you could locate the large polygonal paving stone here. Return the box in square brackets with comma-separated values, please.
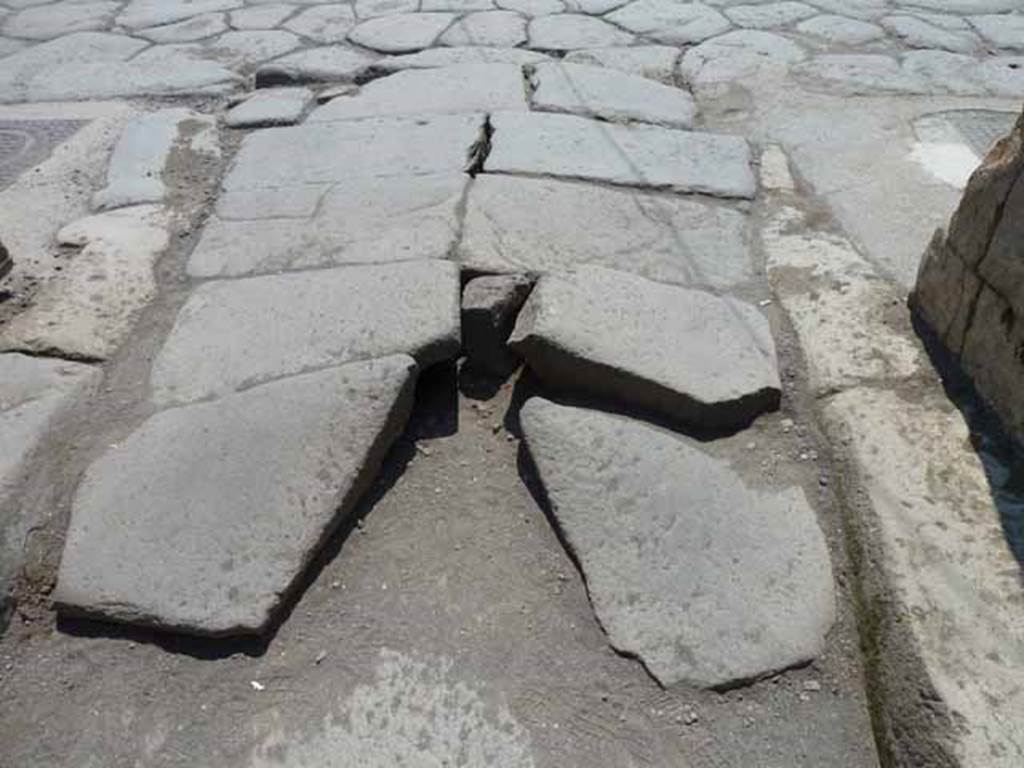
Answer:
[221, 113, 483, 191]
[509, 265, 780, 429]
[459, 175, 754, 290]
[520, 398, 836, 688]
[309, 63, 527, 121]
[117, 0, 242, 29]
[527, 14, 634, 49]
[484, 111, 756, 198]
[529, 60, 695, 128]
[151, 260, 460, 406]
[679, 30, 806, 89]
[189, 173, 467, 277]
[369, 45, 548, 72]
[54, 355, 418, 636]
[606, 0, 731, 45]
[348, 12, 457, 53]
[2, 1, 118, 40]
[439, 10, 527, 46]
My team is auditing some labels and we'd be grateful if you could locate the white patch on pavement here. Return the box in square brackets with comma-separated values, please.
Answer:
[250, 649, 535, 768]
[908, 141, 980, 190]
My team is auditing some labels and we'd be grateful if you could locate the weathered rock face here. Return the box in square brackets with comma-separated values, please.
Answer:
[911, 109, 1024, 443]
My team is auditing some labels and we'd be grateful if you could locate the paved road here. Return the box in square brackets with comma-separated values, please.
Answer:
[1, 1, 1023, 766]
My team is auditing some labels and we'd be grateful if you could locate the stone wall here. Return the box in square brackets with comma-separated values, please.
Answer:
[911, 110, 1024, 444]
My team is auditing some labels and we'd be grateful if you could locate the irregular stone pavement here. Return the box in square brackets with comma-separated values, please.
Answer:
[0, 0, 1023, 766]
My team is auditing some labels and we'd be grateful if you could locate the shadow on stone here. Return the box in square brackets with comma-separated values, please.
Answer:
[912, 311, 1024, 569]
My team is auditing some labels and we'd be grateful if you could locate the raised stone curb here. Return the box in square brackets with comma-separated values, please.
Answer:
[521, 397, 835, 688]
[55, 355, 418, 636]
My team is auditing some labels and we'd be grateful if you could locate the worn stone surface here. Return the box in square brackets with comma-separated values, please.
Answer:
[369, 45, 547, 71]
[606, 0, 730, 44]
[189, 172, 466, 277]
[55, 355, 418, 636]
[255, 46, 377, 85]
[520, 397, 835, 688]
[796, 14, 883, 44]
[117, 0, 242, 29]
[207, 29, 301, 67]
[912, 110, 1024, 441]
[724, 2, 816, 29]
[439, 10, 527, 46]
[823, 385, 1024, 768]
[462, 274, 533, 376]
[93, 108, 217, 209]
[970, 13, 1024, 50]
[152, 260, 460, 406]
[526, 14, 634, 49]
[222, 113, 482, 189]
[0, 205, 168, 361]
[562, 44, 679, 82]
[284, 5, 357, 43]
[510, 265, 780, 429]
[459, 174, 755, 289]
[2, 2, 117, 41]
[0, 33, 241, 102]
[225, 86, 313, 127]
[137, 13, 228, 43]
[485, 111, 756, 198]
[529, 61, 695, 128]
[679, 30, 807, 90]
[309, 63, 526, 120]
[230, 4, 296, 30]
[348, 12, 456, 53]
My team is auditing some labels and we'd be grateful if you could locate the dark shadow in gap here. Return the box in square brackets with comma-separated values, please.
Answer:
[912, 312, 1024, 569]
[57, 359, 456, 657]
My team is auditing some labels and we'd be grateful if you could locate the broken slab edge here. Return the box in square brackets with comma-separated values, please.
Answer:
[53, 355, 420, 638]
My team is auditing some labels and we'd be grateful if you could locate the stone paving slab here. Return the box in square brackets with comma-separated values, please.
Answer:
[0, 205, 169, 361]
[520, 397, 835, 688]
[526, 14, 634, 48]
[308, 63, 527, 121]
[225, 86, 313, 127]
[368, 45, 548, 72]
[528, 61, 695, 128]
[439, 10, 527, 46]
[562, 44, 680, 82]
[151, 260, 461, 406]
[509, 265, 780, 429]
[606, 0, 730, 44]
[55, 355, 418, 636]
[222, 113, 484, 190]
[93, 108, 217, 210]
[484, 111, 756, 198]
[189, 172, 467, 277]
[348, 12, 456, 53]
[254, 46, 378, 86]
[459, 174, 755, 289]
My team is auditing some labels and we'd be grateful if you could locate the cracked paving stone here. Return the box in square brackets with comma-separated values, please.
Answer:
[880, 14, 982, 53]
[229, 4, 296, 30]
[308, 63, 527, 121]
[461, 273, 533, 376]
[520, 397, 836, 688]
[529, 60, 695, 128]
[283, 5, 358, 43]
[348, 13, 457, 53]
[355, 0, 420, 17]
[369, 45, 548, 72]
[795, 14, 884, 45]
[221, 112, 483, 189]
[117, 0, 243, 29]
[137, 12, 228, 43]
[498, 0, 564, 15]
[563, 44, 680, 82]
[969, 13, 1024, 51]
[207, 29, 302, 67]
[439, 10, 527, 46]
[54, 355, 418, 637]
[527, 14, 634, 49]
[459, 174, 755, 290]
[189, 172, 466, 277]
[151, 260, 461, 406]
[606, 0, 731, 45]
[724, 2, 817, 29]
[484, 111, 756, 198]
[2, 1, 118, 40]
[255, 46, 378, 86]
[225, 86, 314, 127]
[679, 30, 806, 90]
[509, 265, 780, 429]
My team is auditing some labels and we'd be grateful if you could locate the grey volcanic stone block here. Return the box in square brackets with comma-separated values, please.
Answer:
[54, 355, 418, 636]
[484, 111, 756, 198]
[509, 265, 780, 430]
[151, 260, 461, 406]
[528, 61, 695, 128]
[225, 87, 313, 127]
[462, 274, 533, 376]
[520, 398, 835, 688]
[459, 175, 755, 290]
